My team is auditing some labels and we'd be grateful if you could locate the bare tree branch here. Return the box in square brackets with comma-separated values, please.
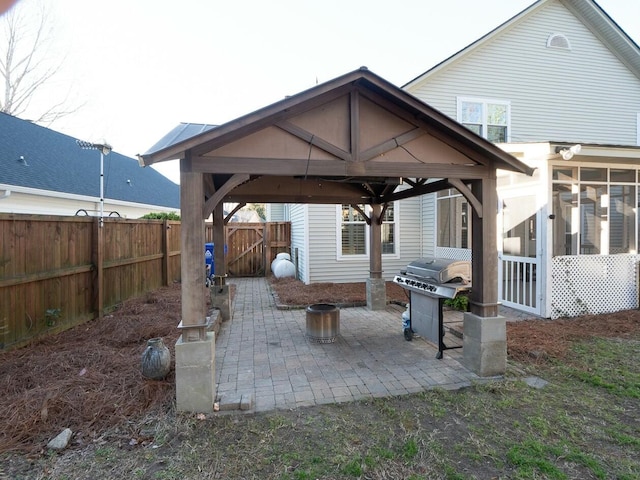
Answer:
[0, 1, 80, 123]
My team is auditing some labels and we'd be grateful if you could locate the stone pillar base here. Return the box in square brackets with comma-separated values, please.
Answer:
[462, 312, 506, 377]
[366, 278, 387, 311]
[175, 333, 216, 412]
[210, 284, 231, 321]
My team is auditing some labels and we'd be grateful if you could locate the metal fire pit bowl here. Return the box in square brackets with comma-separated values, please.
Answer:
[306, 303, 340, 343]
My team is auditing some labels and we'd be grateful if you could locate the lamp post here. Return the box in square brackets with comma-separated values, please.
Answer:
[77, 140, 112, 227]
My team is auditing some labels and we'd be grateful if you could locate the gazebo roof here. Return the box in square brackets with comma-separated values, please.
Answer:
[139, 67, 533, 208]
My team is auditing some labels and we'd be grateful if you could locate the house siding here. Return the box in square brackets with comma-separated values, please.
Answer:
[307, 204, 342, 283]
[289, 204, 309, 283]
[421, 194, 436, 258]
[266, 203, 286, 222]
[0, 188, 177, 218]
[407, 1, 640, 146]
[304, 199, 422, 284]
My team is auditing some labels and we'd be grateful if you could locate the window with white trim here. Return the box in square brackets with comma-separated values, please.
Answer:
[381, 204, 395, 254]
[338, 203, 397, 257]
[457, 97, 510, 143]
[341, 204, 367, 255]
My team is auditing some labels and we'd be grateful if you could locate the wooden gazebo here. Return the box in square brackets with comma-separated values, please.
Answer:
[139, 68, 534, 412]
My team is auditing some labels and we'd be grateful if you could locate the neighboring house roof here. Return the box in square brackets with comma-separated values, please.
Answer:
[403, 0, 640, 89]
[0, 112, 180, 209]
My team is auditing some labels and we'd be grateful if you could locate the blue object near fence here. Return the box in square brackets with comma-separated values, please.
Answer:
[205, 242, 214, 274]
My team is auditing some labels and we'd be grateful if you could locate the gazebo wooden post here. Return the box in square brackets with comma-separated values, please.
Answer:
[175, 154, 216, 413]
[211, 201, 231, 320]
[367, 203, 386, 310]
[463, 176, 506, 376]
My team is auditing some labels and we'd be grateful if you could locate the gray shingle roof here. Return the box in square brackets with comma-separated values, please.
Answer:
[0, 112, 179, 209]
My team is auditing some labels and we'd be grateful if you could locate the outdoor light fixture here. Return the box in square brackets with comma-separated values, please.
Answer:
[76, 140, 113, 228]
[556, 144, 582, 160]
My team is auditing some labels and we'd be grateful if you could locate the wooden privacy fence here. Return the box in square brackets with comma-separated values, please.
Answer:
[1, 216, 290, 351]
[0, 214, 181, 352]
[206, 221, 291, 276]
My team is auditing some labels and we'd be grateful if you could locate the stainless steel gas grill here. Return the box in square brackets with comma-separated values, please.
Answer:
[393, 258, 471, 358]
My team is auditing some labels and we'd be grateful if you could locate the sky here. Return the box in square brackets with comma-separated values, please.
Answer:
[5, 0, 640, 184]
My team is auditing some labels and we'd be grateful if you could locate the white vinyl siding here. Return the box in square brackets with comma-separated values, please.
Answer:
[297, 198, 421, 284]
[407, 2, 640, 146]
[288, 204, 309, 283]
[0, 187, 175, 218]
[265, 203, 286, 222]
[421, 193, 437, 258]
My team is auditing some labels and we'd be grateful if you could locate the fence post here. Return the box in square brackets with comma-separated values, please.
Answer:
[264, 222, 271, 272]
[92, 217, 104, 319]
[163, 219, 170, 286]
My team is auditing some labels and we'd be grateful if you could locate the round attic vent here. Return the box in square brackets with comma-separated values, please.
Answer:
[547, 33, 571, 50]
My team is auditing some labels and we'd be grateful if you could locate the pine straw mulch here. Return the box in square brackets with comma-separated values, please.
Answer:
[268, 277, 410, 306]
[0, 288, 185, 455]
[1, 279, 639, 455]
[506, 308, 640, 363]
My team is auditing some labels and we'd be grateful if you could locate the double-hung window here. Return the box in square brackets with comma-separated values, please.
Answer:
[341, 204, 367, 255]
[457, 97, 510, 143]
[339, 203, 397, 257]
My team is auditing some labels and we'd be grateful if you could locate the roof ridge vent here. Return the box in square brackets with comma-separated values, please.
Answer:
[547, 33, 571, 50]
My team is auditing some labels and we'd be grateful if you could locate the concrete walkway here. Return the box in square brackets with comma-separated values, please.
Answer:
[214, 278, 484, 413]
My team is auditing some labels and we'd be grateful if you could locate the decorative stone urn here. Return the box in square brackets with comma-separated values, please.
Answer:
[141, 337, 171, 380]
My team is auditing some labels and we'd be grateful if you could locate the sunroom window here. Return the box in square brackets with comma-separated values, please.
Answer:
[552, 166, 638, 256]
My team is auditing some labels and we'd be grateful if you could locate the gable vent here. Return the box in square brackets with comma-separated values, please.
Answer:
[547, 33, 571, 50]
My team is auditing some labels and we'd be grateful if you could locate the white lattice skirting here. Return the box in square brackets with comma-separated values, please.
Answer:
[551, 254, 639, 319]
[435, 247, 472, 261]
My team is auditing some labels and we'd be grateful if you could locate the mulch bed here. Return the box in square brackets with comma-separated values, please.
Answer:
[0, 288, 183, 454]
[268, 277, 409, 306]
[506, 309, 640, 362]
[1, 279, 638, 454]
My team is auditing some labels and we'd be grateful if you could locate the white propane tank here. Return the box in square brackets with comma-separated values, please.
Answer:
[273, 259, 296, 278]
[271, 252, 291, 274]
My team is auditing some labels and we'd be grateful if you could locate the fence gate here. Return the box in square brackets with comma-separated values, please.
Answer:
[225, 223, 265, 277]
[206, 222, 291, 277]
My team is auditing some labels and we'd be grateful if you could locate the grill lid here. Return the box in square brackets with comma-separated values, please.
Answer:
[405, 257, 471, 284]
